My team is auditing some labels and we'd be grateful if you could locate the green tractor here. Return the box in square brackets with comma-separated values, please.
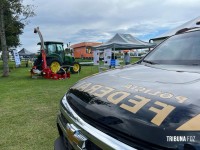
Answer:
[34, 41, 81, 74]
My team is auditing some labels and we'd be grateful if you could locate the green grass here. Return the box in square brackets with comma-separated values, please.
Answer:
[0, 58, 140, 150]
[75, 58, 93, 62]
[130, 57, 141, 63]
[0, 63, 98, 150]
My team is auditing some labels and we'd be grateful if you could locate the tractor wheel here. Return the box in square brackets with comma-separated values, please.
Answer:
[70, 62, 81, 74]
[47, 58, 61, 73]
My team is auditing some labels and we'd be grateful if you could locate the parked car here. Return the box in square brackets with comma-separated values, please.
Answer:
[54, 27, 200, 149]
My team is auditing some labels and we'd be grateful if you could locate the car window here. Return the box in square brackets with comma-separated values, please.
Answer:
[144, 30, 200, 65]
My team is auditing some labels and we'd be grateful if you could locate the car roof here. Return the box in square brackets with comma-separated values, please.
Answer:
[175, 27, 200, 35]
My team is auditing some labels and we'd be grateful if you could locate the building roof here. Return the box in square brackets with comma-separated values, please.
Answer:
[71, 42, 102, 49]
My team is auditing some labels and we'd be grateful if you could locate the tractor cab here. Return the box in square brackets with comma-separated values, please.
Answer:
[35, 41, 81, 74]
[38, 41, 65, 63]
[45, 42, 64, 54]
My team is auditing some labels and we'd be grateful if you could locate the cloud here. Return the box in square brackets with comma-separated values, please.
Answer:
[19, 0, 200, 52]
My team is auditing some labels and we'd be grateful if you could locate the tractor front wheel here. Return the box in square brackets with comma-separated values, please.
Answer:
[47, 58, 61, 73]
[70, 62, 81, 74]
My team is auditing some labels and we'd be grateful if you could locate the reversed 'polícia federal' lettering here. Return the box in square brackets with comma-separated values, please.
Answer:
[72, 82, 177, 126]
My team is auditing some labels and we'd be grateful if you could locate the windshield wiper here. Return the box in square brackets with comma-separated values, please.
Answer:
[142, 60, 157, 64]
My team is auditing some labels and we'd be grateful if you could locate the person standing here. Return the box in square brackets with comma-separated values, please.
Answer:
[124, 52, 130, 65]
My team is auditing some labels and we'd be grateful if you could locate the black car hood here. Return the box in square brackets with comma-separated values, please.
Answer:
[66, 64, 200, 149]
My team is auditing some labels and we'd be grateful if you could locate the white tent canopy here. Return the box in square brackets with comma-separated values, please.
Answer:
[93, 33, 156, 50]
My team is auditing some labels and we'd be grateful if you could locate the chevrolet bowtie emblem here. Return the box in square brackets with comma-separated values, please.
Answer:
[66, 123, 88, 150]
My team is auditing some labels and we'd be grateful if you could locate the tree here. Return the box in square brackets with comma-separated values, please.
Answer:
[0, 0, 34, 77]
[3, 7, 24, 48]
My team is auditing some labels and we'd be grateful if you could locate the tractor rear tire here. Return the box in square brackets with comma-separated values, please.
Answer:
[47, 58, 61, 73]
[70, 62, 81, 74]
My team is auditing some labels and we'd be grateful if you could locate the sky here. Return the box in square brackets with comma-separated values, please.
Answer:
[18, 0, 200, 52]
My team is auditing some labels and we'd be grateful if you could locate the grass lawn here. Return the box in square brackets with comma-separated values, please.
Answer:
[0, 58, 140, 150]
[0, 62, 98, 150]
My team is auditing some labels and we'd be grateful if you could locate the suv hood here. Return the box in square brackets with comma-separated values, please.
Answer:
[66, 64, 200, 149]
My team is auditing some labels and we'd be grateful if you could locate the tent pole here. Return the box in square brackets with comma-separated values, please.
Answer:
[114, 44, 116, 67]
[114, 44, 115, 58]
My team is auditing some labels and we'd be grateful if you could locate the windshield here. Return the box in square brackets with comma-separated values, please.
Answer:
[46, 43, 64, 54]
[144, 30, 200, 65]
